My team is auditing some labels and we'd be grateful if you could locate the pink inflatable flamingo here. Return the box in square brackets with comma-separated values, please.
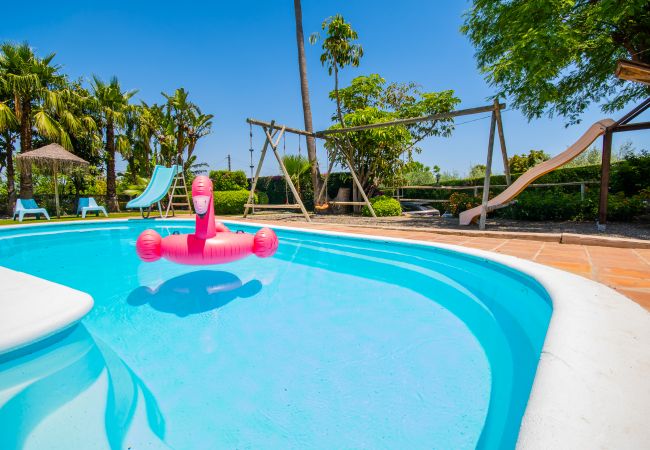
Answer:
[135, 175, 278, 264]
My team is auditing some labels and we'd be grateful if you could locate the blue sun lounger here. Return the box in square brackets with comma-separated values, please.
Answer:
[126, 165, 180, 218]
[77, 197, 108, 218]
[13, 199, 51, 222]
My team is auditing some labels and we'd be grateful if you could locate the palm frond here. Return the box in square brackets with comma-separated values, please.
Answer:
[58, 129, 73, 150]
[33, 110, 61, 141]
[0, 101, 18, 132]
[115, 134, 132, 157]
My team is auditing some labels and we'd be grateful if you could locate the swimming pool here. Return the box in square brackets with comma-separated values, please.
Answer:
[0, 219, 552, 449]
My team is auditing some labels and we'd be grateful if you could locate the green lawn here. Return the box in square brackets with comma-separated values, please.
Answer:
[0, 211, 147, 226]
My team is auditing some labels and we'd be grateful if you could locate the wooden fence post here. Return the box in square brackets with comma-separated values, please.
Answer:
[479, 112, 497, 230]
[494, 99, 511, 186]
[598, 129, 613, 230]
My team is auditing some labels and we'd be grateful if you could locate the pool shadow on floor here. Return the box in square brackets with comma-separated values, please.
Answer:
[128, 270, 262, 317]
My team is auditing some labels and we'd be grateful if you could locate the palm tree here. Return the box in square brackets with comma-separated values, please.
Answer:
[134, 103, 158, 175]
[90, 75, 137, 212]
[282, 154, 311, 199]
[0, 42, 80, 198]
[185, 109, 213, 174]
[293, 0, 323, 204]
[310, 16, 363, 205]
[162, 88, 194, 162]
[0, 94, 18, 214]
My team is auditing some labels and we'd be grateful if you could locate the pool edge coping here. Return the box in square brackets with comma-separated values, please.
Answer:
[2, 217, 649, 448]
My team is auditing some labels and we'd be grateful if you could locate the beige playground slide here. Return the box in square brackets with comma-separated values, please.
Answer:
[459, 119, 615, 226]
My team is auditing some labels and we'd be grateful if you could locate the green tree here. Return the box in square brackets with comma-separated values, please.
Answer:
[310, 15, 364, 204]
[135, 102, 165, 173]
[508, 149, 551, 173]
[162, 88, 193, 160]
[439, 169, 460, 182]
[462, 0, 650, 124]
[282, 154, 311, 197]
[293, 0, 323, 204]
[0, 42, 88, 198]
[185, 109, 213, 174]
[90, 75, 137, 211]
[468, 164, 486, 179]
[401, 160, 439, 185]
[324, 74, 459, 195]
[563, 141, 634, 168]
[310, 14, 363, 128]
[0, 89, 18, 213]
[151, 89, 213, 177]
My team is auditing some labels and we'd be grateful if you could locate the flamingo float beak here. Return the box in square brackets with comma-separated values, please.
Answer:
[193, 195, 211, 218]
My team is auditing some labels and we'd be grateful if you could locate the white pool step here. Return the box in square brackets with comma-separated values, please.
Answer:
[0, 267, 94, 355]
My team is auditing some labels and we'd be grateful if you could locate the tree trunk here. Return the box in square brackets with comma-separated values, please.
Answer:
[18, 100, 33, 199]
[176, 123, 184, 165]
[5, 133, 16, 215]
[332, 66, 364, 211]
[294, 0, 324, 204]
[105, 119, 120, 212]
[128, 156, 137, 184]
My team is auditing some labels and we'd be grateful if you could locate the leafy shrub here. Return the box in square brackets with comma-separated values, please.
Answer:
[496, 189, 647, 222]
[362, 195, 402, 217]
[257, 191, 269, 205]
[609, 150, 650, 196]
[447, 192, 482, 216]
[607, 192, 647, 221]
[508, 149, 550, 173]
[497, 190, 590, 221]
[209, 170, 248, 191]
[214, 190, 255, 215]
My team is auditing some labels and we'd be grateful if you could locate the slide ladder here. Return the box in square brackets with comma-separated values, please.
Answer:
[164, 170, 192, 218]
[459, 119, 614, 225]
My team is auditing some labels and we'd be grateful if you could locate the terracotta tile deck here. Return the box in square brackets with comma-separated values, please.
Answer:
[245, 219, 650, 312]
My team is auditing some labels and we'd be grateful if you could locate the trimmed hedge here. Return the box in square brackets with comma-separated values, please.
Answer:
[496, 189, 647, 222]
[214, 190, 256, 215]
[362, 195, 402, 217]
[209, 170, 248, 191]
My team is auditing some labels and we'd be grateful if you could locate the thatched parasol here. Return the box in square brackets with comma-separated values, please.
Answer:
[17, 143, 89, 218]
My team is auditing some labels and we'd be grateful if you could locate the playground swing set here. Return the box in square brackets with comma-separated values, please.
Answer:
[244, 100, 510, 227]
[127, 59, 649, 230]
[243, 117, 379, 222]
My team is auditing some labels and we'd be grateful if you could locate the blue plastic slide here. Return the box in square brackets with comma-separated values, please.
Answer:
[126, 165, 179, 216]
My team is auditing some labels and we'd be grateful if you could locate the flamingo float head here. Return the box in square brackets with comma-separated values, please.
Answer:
[192, 175, 217, 239]
[192, 175, 213, 218]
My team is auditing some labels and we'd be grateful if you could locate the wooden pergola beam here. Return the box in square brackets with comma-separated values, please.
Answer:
[314, 103, 506, 136]
[613, 121, 650, 133]
[246, 118, 315, 137]
[616, 59, 650, 86]
[247, 102, 508, 139]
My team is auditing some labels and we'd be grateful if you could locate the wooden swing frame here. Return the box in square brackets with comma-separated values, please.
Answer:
[244, 119, 378, 220]
[243, 121, 313, 222]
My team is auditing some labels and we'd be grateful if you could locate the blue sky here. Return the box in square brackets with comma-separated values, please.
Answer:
[3, 0, 648, 177]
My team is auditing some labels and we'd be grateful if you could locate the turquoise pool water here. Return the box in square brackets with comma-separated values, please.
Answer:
[0, 220, 551, 449]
